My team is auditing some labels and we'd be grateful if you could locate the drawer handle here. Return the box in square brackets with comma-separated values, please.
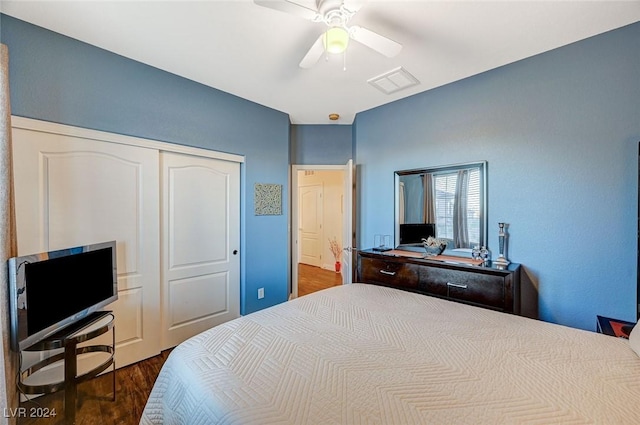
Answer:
[447, 282, 468, 289]
[379, 270, 396, 276]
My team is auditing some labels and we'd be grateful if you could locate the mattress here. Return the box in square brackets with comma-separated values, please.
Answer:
[140, 283, 640, 424]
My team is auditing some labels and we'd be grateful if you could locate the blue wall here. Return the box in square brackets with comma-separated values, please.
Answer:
[291, 124, 353, 165]
[1, 14, 291, 315]
[4, 13, 639, 331]
[355, 22, 640, 330]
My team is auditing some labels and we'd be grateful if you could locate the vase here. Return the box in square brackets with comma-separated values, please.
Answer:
[423, 245, 445, 256]
[335, 261, 341, 273]
[422, 237, 446, 257]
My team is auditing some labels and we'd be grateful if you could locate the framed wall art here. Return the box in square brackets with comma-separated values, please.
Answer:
[254, 183, 282, 215]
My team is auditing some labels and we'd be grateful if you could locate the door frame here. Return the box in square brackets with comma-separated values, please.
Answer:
[291, 164, 350, 299]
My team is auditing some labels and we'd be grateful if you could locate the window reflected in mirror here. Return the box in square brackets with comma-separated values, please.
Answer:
[395, 162, 487, 255]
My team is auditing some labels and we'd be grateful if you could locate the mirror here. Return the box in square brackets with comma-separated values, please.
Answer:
[394, 161, 487, 256]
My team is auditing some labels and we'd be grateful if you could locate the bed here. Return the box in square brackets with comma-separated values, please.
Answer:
[140, 283, 640, 424]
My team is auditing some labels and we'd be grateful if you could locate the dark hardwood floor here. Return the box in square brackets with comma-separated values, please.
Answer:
[297, 263, 342, 297]
[17, 349, 172, 425]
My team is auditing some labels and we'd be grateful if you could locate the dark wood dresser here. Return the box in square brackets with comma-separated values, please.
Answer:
[357, 249, 522, 314]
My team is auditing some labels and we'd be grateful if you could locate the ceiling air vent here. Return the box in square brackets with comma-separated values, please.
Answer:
[367, 67, 419, 95]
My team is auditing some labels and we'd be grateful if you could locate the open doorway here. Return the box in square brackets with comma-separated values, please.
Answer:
[291, 165, 347, 298]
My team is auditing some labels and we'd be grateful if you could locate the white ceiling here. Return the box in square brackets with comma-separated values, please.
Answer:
[2, 1, 639, 124]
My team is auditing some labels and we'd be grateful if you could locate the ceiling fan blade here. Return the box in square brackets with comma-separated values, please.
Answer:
[342, 0, 366, 14]
[253, 0, 320, 21]
[349, 25, 402, 58]
[299, 34, 326, 68]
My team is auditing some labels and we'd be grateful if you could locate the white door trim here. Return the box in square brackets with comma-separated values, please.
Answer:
[342, 159, 355, 285]
[11, 116, 245, 164]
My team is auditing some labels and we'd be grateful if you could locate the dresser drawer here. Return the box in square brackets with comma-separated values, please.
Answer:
[421, 267, 505, 310]
[357, 251, 521, 314]
[359, 257, 420, 290]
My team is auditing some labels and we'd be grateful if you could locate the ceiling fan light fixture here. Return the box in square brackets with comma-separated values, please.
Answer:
[323, 27, 349, 54]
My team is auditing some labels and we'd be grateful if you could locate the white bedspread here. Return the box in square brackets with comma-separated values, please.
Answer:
[140, 284, 640, 424]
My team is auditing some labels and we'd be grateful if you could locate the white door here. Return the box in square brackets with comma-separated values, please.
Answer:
[160, 152, 240, 349]
[342, 160, 355, 284]
[12, 128, 161, 367]
[299, 185, 322, 267]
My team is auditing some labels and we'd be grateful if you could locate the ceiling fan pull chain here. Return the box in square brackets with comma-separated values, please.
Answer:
[343, 50, 347, 71]
[325, 31, 329, 62]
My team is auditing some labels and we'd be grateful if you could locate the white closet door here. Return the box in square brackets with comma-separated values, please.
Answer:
[160, 152, 240, 349]
[12, 128, 161, 367]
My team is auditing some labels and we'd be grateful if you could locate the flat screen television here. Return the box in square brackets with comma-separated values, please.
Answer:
[399, 223, 436, 245]
[8, 240, 118, 352]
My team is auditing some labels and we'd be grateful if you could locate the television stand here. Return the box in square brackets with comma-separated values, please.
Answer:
[18, 310, 115, 425]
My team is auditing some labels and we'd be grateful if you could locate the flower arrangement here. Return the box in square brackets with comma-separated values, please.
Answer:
[328, 237, 342, 262]
[421, 236, 447, 256]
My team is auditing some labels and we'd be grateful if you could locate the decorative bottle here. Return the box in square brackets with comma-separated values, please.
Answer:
[479, 246, 490, 264]
[494, 222, 510, 269]
[471, 246, 480, 260]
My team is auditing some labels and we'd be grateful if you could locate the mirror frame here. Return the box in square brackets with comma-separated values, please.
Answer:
[394, 161, 488, 255]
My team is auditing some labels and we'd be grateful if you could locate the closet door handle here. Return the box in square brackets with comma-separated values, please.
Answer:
[380, 270, 396, 276]
[447, 282, 467, 289]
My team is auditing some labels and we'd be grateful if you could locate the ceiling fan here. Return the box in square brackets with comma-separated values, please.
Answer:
[254, 0, 402, 68]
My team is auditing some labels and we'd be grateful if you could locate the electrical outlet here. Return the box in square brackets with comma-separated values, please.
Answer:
[258, 287, 264, 299]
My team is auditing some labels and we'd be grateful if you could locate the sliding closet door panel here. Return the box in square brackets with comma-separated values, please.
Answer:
[161, 151, 240, 349]
[12, 128, 161, 367]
